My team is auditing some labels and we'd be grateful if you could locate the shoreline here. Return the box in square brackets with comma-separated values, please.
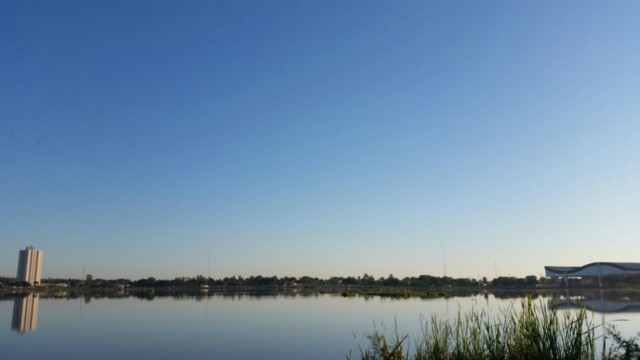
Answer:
[3, 285, 640, 300]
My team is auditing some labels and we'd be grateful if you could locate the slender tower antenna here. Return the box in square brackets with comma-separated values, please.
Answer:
[207, 253, 211, 279]
[494, 261, 498, 279]
[441, 239, 447, 277]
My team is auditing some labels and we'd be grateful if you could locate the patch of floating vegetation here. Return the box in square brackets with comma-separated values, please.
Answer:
[341, 289, 447, 299]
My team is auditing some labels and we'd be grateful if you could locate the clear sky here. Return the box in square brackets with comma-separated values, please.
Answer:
[1, 1, 639, 280]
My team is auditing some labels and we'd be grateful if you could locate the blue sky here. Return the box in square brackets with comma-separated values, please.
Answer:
[2, 1, 639, 280]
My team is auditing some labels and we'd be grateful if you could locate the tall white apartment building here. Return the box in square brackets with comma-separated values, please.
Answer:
[17, 246, 44, 285]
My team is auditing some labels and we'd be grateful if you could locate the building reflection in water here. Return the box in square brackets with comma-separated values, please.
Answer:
[550, 289, 640, 313]
[12, 293, 40, 334]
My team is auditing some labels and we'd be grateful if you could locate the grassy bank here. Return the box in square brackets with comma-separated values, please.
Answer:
[349, 297, 639, 360]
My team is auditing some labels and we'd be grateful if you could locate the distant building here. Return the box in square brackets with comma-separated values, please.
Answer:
[17, 246, 44, 285]
[545, 262, 640, 287]
[12, 293, 40, 334]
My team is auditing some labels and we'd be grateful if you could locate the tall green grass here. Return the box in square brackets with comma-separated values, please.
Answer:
[350, 297, 601, 360]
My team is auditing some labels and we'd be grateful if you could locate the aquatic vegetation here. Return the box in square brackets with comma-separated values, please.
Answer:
[349, 297, 621, 360]
[604, 325, 640, 360]
[341, 289, 447, 299]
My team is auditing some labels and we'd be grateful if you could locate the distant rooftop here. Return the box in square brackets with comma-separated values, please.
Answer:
[545, 262, 640, 277]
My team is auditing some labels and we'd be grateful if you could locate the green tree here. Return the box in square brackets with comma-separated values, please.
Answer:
[525, 275, 538, 287]
[383, 274, 400, 286]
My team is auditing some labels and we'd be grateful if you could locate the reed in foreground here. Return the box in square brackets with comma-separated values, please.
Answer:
[349, 297, 600, 360]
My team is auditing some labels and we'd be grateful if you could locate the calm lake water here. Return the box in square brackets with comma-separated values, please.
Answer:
[2, 290, 640, 359]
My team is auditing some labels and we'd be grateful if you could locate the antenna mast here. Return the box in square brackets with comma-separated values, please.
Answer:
[441, 239, 447, 277]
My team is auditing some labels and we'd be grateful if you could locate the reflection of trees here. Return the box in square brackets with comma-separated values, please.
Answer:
[490, 290, 543, 300]
[0, 288, 577, 303]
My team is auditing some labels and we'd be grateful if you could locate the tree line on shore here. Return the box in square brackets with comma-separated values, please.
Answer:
[1, 273, 543, 289]
[5, 273, 640, 290]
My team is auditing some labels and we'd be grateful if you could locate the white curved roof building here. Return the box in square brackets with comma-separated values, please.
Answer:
[545, 262, 640, 278]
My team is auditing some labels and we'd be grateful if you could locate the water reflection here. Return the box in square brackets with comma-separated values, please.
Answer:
[550, 289, 640, 313]
[1, 290, 640, 359]
[0, 289, 542, 303]
[11, 293, 40, 334]
[4, 289, 640, 314]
